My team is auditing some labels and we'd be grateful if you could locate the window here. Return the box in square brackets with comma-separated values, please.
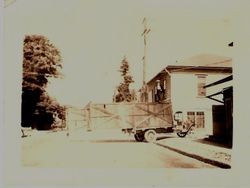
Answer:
[187, 112, 195, 124]
[197, 74, 207, 97]
[187, 111, 205, 128]
[196, 112, 205, 128]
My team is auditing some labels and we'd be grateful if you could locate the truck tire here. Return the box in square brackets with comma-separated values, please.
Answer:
[134, 133, 144, 142]
[144, 130, 157, 143]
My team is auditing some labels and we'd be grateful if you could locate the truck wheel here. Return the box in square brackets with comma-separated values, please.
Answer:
[144, 130, 157, 143]
[134, 133, 144, 142]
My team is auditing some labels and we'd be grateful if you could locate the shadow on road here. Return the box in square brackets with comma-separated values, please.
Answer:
[194, 138, 231, 149]
[90, 139, 138, 143]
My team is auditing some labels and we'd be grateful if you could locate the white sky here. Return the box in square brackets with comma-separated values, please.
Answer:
[4, 0, 239, 107]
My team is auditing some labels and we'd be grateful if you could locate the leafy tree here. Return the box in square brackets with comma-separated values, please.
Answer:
[115, 57, 135, 102]
[22, 35, 65, 130]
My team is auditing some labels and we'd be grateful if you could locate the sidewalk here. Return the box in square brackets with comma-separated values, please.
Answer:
[156, 133, 232, 168]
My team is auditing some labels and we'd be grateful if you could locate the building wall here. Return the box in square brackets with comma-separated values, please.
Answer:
[170, 72, 231, 135]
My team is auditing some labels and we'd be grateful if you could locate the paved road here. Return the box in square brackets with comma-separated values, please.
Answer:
[21, 129, 215, 168]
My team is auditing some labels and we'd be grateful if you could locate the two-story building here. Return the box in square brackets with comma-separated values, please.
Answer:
[144, 54, 232, 135]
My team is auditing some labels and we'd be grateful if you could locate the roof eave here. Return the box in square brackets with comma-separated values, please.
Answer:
[146, 66, 232, 85]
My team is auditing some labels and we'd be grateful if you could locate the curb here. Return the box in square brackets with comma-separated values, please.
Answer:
[155, 142, 231, 169]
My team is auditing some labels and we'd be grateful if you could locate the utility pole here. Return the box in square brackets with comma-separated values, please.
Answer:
[141, 18, 150, 102]
[141, 17, 151, 85]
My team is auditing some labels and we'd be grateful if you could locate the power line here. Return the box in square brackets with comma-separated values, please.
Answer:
[167, 58, 232, 74]
[146, 58, 233, 85]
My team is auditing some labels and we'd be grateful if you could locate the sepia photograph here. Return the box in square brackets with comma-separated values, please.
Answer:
[2, 0, 250, 187]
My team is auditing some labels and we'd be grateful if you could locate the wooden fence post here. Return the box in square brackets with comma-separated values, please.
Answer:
[86, 102, 92, 131]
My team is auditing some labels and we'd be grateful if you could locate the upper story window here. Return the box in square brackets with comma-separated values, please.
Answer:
[196, 74, 207, 97]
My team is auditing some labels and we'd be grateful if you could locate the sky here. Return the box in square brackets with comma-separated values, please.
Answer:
[4, 0, 239, 107]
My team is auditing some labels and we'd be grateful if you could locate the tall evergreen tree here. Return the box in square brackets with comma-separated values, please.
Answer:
[115, 57, 135, 102]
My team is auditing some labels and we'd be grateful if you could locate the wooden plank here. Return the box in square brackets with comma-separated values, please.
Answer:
[91, 105, 134, 127]
[134, 104, 172, 128]
[135, 104, 169, 123]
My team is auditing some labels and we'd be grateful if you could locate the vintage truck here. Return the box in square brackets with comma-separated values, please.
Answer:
[82, 101, 192, 142]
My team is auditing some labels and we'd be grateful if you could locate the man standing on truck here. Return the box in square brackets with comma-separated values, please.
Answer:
[156, 80, 164, 102]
